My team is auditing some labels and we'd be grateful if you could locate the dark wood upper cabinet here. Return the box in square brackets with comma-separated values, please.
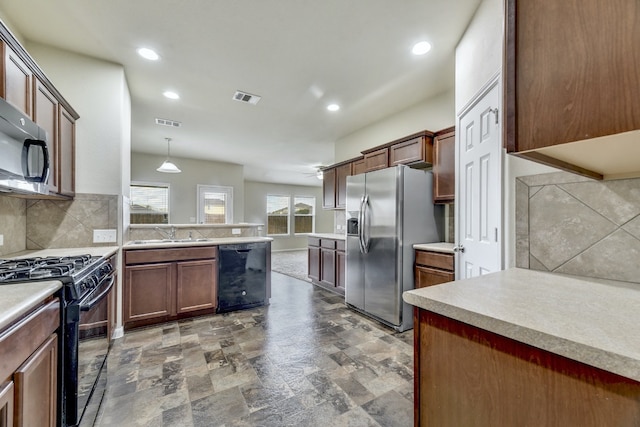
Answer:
[352, 157, 366, 175]
[335, 162, 352, 209]
[389, 133, 434, 166]
[505, 0, 640, 180]
[33, 78, 59, 194]
[58, 106, 76, 197]
[322, 167, 336, 210]
[0, 41, 32, 118]
[363, 147, 389, 172]
[322, 158, 357, 210]
[0, 22, 79, 199]
[433, 127, 455, 204]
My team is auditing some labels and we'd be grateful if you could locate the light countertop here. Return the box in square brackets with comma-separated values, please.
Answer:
[123, 236, 273, 249]
[6, 246, 119, 259]
[0, 280, 62, 331]
[403, 268, 640, 382]
[413, 242, 455, 253]
[307, 233, 346, 240]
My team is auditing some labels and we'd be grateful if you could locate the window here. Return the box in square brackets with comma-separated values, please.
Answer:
[294, 196, 315, 234]
[130, 183, 169, 224]
[266, 195, 290, 235]
[197, 185, 233, 224]
[266, 195, 316, 236]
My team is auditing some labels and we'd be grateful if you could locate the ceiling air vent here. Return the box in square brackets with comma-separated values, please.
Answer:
[155, 118, 182, 128]
[233, 90, 261, 105]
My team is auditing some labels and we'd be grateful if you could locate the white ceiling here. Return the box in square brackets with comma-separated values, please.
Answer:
[0, 0, 480, 186]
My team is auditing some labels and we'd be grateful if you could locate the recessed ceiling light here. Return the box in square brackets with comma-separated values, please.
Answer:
[163, 91, 180, 100]
[327, 104, 340, 112]
[412, 41, 432, 55]
[137, 47, 159, 61]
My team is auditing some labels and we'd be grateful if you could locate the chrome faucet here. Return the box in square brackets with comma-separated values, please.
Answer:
[155, 226, 176, 240]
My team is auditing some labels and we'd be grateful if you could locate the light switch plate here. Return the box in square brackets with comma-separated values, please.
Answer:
[93, 229, 117, 243]
[232, 228, 241, 235]
[0, 234, 3, 246]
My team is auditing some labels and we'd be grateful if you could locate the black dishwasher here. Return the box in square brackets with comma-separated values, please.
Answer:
[217, 242, 268, 312]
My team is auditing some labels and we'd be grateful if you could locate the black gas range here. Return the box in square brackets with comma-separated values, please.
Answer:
[0, 254, 111, 298]
[0, 253, 116, 427]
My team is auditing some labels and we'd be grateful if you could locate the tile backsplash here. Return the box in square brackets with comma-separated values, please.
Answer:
[0, 196, 27, 256]
[26, 193, 118, 249]
[516, 171, 640, 284]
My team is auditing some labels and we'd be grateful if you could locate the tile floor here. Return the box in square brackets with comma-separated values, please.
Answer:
[94, 272, 414, 427]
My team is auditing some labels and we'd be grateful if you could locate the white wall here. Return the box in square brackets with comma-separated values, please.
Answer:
[455, 0, 558, 270]
[25, 42, 130, 196]
[244, 181, 333, 251]
[455, 0, 504, 114]
[334, 89, 455, 163]
[130, 152, 245, 224]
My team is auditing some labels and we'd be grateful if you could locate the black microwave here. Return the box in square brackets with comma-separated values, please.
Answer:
[0, 97, 49, 195]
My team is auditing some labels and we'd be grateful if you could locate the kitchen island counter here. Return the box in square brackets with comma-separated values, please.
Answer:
[403, 267, 640, 381]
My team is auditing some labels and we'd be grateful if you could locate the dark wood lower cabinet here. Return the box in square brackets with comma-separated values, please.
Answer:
[320, 247, 336, 287]
[414, 250, 454, 289]
[124, 246, 218, 330]
[308, 240, 320, 282]
[308, 237, 345, 295]
[336, 250, 346, 290]
[14, 333, 57, 427]
[414, 310, 640, 427]
[0, 299, 59, 427]
[0, 381, 13, 426]
[176, 260, 217, 313]
[124, 263, 173, 325]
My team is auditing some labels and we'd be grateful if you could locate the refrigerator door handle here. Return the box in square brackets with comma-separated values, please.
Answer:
[362, 194, 370, 254]
[358, 196, 366, 253]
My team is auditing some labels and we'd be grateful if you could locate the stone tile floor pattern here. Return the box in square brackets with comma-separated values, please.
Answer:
[94, 272, 414, 426]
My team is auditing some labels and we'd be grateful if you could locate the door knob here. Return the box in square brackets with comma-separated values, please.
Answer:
[453, 245, 465, 253]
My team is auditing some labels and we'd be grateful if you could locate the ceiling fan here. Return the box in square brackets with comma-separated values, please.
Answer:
[301, 165, 326, 180]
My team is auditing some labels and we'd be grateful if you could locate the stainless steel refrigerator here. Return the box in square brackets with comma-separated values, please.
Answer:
[345, 165, 442, 332]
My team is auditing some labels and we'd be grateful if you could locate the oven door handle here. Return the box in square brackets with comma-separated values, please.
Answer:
[80, 275, 115, 312]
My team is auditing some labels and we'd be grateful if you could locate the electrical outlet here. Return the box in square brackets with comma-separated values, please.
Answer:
[93, 229, 117, 243]
[0, 234, 3, 246]
[232, 228, 241, 235]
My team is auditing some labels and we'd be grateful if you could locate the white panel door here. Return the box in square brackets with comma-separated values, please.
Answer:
[456, 78, 502, 278]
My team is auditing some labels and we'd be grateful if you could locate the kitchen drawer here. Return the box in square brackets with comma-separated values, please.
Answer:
[320, 239, 336, 249]
[415, 250, 454, 272]
[336, 240, 345, 251]
[125, 246, 218, 265]
[308, 237, 320, 247]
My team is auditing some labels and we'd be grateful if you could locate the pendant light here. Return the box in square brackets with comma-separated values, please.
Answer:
[156, 137, 181, 173]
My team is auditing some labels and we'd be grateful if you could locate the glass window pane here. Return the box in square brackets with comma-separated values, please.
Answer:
[294, 196, 315, 234]
[267, 195, 290, 235]
[267, 195, 289, 215]
[203, 192, 226, 224]
[130, 184, 169, 224]
[198, 185, 233, 224]
[294, 196, 314, 215]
